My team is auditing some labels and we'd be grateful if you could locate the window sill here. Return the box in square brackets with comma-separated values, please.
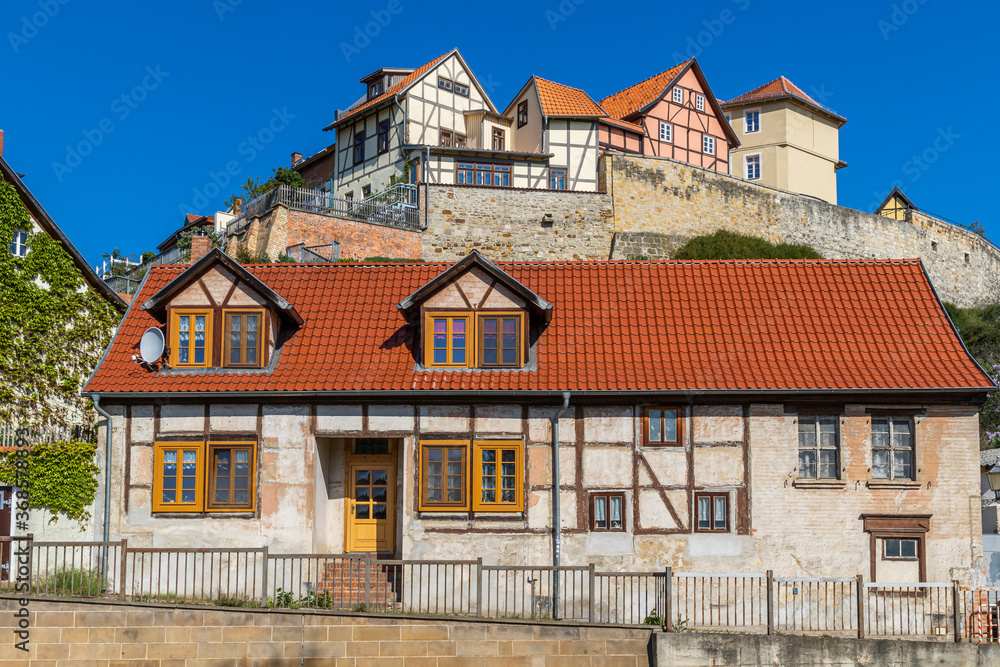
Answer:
[792, 479, 846, 489]
[867, 480, 922, 490]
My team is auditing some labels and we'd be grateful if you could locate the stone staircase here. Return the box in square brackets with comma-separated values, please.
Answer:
[319, 558, 400, 609]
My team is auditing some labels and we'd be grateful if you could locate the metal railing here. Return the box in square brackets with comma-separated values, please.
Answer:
[100, 275, 141, 295]
[283, 242, 340, 263]
[0, 537, 994, 641]
[226, 184, 420, 237]
[0, 425, 97, 448]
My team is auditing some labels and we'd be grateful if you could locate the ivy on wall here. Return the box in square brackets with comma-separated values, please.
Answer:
[0, 178, 120, 430]
[0, 441, 100, 524]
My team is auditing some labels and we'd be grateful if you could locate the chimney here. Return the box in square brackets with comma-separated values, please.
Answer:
[291, 152, 302, 167]
[232, 197, 243, 215]
[190, 234, 213, 264]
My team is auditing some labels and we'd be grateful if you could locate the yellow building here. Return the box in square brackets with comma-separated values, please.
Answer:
[721, 76, 847, 204]
[875, 187, 918, 220]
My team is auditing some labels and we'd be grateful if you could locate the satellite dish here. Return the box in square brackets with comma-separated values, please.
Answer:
[139, 327, 165, 365]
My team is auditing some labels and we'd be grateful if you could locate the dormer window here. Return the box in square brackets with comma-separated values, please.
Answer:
[368, 81, 384, 99]
[224, 309, 264, 368]
[424, 312, 523, 369]
[170, 310, 212, 367]
[429, 315, 469, 367]
[479, 315, 521, 367]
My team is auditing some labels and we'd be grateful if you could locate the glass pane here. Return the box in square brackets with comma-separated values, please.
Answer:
[482, 450, 496, 463]
[447, 488, 462, 502]
[662, 410, 677, 443]
[182, 490, 195, 503]
[356, 505, 369, 519]
[819, 450, 837, 479]
[502, 318, 516, 334]
[481, 469, 495, 488]
[892, 418, 913, 448]
[901, 539, 917, 558]
[355, 487, 370, 502]
[448, 449, 463, 462]
[819, 418, 838, 448]
[697, 497, 711, 529]
[501, 489, 514, 502]
[482, 489, 495, 503]
[648, 410, 662, 442]
[246, 332, 257, 359]
[433, 348, 446, 364]
[484, 319, 497, 335]
[893, 450, 913, 480]
[179, 316, 189, 332]
[162, 475, 176, 490]
[178, 346, 189, 363]
[373, 504, 387, 519]
[594, 497, 606, 529]
[434, 319, 447, 335]
[230, 335, 241, 363]
[428, 462, 442, 476]
[247, 315, 257, 332]
[235, 450, 249, 464]
[798, 450, 816, 478]
[372, 487, 387, 502]
[452, 319, 465, 334]
[501, 463, 515, 478]
[447, 462, 463, 476]
[356, 469, 370, 486]
[231, 315, 241, 333]
[872, 418, 890, 448]
[502, 450, 516, 463]
[217, 450, 230, 465]
[885, 539, 900, 558]
[182, 476, 195, 490]
[162, 490, 175, 503]
[194, 346, 204, 364]
[502, 348, 516, 364]
[181, 450, 195, 464]
[372, 469, 388, 486]
[872, 450, 890, 479]
[234, 474, 248, 490]
[165, 451, 177, 464]
[452, 337, 465, 364]
[714, 497, 727, 530]
[609, 496, 623, 529]
[798, 417, 816, 449]
[234, 490, 248, 504]
[215, 469, 230, 490]
[195, 316, 205, 332]
[484, 349, 498, 365]
[215, 490, 228, 503]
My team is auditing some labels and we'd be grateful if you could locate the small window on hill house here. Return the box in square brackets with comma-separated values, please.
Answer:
[517, 101, 528, 128]
[441, 130, 454, 147]
[872, 416, 914, 480]
[659, 122, 672, 143]
[695, 493, 729, 532]
[455, 82, 469, 96]
[425, 312, 523, 369]
[549, 168, 567, 190]
[745, 110, 760, 134]
[672, 87, 683, 103]
[438, 77, 453, 91]
[224, 310, 263, 368]
[492, 128, 505, 151]
[703, 135, 715, 155]
[9, 228, 28, 257]
[798, 416, 839, 479]
[170, 310, 212, 367]
[644, 407, 682, 446]
[377, 120, 390, 154]
[696, 94, 705, 111]
[591, 492, 625, 532]
[353, 133, 365, 165]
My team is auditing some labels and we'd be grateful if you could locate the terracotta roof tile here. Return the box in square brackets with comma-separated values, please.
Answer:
[599, 117, 644, 133]
[722, 76, 845, 121]
[327, 51, 452, 129]
[599, 60, 691, 119]
[533, 77, 606, 117]
[85, 259, 992, 396]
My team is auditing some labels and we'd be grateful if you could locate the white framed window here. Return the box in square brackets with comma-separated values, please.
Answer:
[884, 538, 919, 560]
[659, 122, 672, 143]
[872, 416, 915, 480]
[696, 94, 705, 111]
[672, 87, 683, 103]
[745, 154, 761, 180]
[703, 135, 715, 155]
[745, 109, 761, 133]
[798, 416, 839, 479]
[9, 228, 28, 257]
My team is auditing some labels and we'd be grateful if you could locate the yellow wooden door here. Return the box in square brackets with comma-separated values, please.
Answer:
[346, 463, 395, 553]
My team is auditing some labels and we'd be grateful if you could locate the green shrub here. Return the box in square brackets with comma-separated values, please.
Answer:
[944, 303, 1000, 449]
[673, 230, 822, 260]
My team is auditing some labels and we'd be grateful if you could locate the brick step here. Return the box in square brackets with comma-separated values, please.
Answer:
[319, 561, 401, 606]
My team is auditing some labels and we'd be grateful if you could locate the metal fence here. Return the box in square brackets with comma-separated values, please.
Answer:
[0, 425, 97, 448]
[283, 242, 340, 263]
[1, 537, 997, 641]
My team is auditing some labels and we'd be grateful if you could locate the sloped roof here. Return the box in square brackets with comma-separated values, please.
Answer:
[85, 258, 993, 396]
[599, 60, 690, 119]
[324, 51, 453, 130]
[876, 187, 918, 214]
[722, 76, 846, 124]
[600, 117, 644, 133]
[0, 154, 126, 311]
[533, 77, 607, 117]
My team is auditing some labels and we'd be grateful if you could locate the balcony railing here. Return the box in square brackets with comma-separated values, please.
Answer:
[283, 242, 340, 263]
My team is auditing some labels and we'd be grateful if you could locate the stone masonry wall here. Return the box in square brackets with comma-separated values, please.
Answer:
[605, 154, 1000, 308]
[0, 597, 652, 666]
[422, 184, 614, 261]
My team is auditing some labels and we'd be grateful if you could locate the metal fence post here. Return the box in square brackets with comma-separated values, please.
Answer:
[588, 563, 596, 623]
[260, 546, 268, 608]
[119, 539, 128, 600]
[856, 575, 865, 640]
[766, 570, 774, 636]
[364, 554, 371, 609]
[663, 566, 672, 633]
[25, 533, 33, 596]
[953, 580, 962, 643]
[475, 558, 483, 618]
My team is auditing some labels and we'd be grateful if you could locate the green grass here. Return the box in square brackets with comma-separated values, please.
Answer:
[34, 568, 105, 597]
[672, 230, 822, 260]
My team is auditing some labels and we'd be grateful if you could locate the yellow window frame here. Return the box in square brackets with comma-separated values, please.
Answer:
[222, 309, 265, 368]
[477, 312, 524, 368]
[152, 442, 205, 513]
[206, 441, 257, 512]
[169, 309, 213, 368]
[472, 440, 523, 512]
[424, 313, 471, 368]
[418, 440, 469, 511]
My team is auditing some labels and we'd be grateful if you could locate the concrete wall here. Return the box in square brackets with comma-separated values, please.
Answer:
[422, 184, 613, 261]
[605, 154, 1000, 307]
[654, 631, 986, 667]
[0, 597, 652, 666]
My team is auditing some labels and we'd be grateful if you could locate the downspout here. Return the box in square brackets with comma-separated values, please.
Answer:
[91, 395, 113, 589]
[551, 391, 571, 617]
[422, 144, 430, 230]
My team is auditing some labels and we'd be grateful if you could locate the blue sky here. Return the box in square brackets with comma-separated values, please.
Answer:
[1, 0, 994, 265]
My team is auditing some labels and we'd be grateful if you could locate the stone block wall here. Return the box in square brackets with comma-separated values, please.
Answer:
[421, 184, 614, 261]
[604, 154, 1000, 307]
[0, 598, 652, 666]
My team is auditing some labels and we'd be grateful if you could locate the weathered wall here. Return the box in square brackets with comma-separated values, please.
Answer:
[605, 154, 1000, 307]
[422, 184, 613, 261]
[0, 597, 652, 666]
[654, 631, 984, 667]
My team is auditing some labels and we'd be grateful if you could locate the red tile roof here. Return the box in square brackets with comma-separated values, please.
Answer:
[325, 51, 452, 129]
[722, 76, 845, 121]
[85, 259, 992, 396]
[599, 60, 691, 119]
[599, 117, 644, 133]
[533, 77, 607, 117]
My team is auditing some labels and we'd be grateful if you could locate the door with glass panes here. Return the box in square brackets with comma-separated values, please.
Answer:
[346, 462, 396, 553]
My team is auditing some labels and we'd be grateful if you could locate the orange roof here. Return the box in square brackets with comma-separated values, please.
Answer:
[599, 60, 690, 119]
[533, 77, 606, 117]
[600, 116, 644, 133]
[326, 51, 452, 129]
[85, 258, 992, 396]
[723, 76, 845, 121]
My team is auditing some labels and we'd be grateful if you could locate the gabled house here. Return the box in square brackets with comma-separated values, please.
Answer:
[721, 76, 847, 204]
[155, 213, 217, 265]
[876, 186, 918, 221]
[599, 58, 738, 174]
[86, 250, 991, 584]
